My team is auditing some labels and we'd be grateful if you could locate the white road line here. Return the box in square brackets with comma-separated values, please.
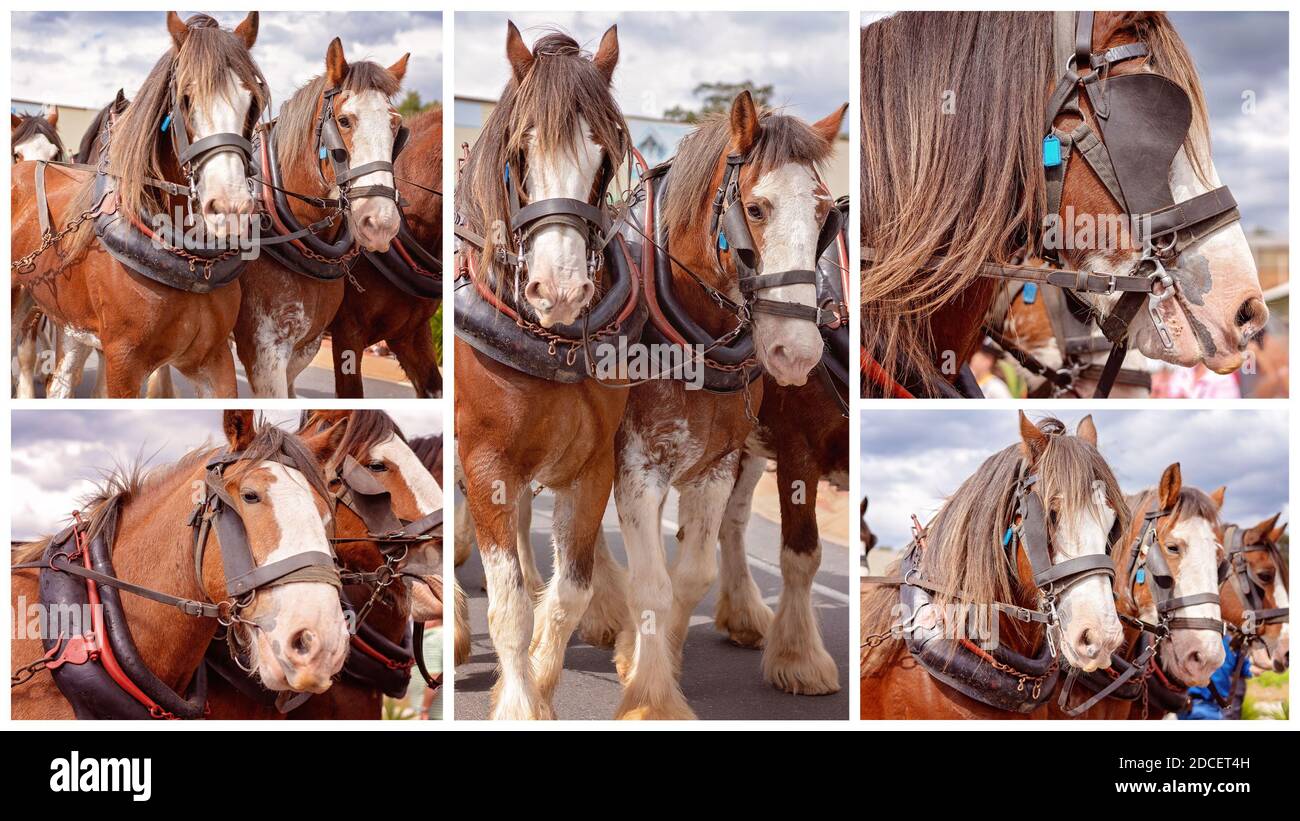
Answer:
[528, 506, 851, 606]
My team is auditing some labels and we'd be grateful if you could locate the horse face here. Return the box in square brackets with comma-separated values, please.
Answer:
[337, 89, 403, 252]
[228, 462, 349, 694]
[746, 162, 832, 386]
[1153, 515, 1227, 685]
[185, 69, 257, 241]
[1050, 483, 1125, 672]
[12, 122, 59, 162]
[361, 432, 445, 622]
[1237, 543, 1289, 673]
[520, 118, 604, 327]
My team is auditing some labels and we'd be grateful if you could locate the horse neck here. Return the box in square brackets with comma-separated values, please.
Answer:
[397, 122, 440, 244]
[277, 100, 337, 233]
[932, 277, 998, 371]
[666, 221, 743, 338]
[107, 469, 216, 690]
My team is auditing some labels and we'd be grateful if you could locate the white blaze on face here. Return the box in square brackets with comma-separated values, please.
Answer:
[338, 89, 401, 251]
[247, 462, 348, 693]
[1159, 516, 1226, 685]
[748, 162, 827, 387]
[189, 69, 254, 239]
[521, 118, 603, 327]
[1051, 482, 1124, 672]
[371, 434, 444, 621]
[1250, 576, 1289, 671]
[14, 133, 58, 162]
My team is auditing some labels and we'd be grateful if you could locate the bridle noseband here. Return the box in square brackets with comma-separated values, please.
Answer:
[710, 152, 842, 326]
[314, 84, 407, 206]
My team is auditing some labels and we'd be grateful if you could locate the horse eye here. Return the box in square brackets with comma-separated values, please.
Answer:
[241, 490, 262, 504]
[338, 115, 353, 129]
[1165, 542, 1181, 555]
[745, 203, 764, 221]
[367, 461, 388, 473]
[1258, 570, 1275, 583]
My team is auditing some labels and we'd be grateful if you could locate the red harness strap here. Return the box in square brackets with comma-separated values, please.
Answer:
[860, 347, 915, 399]
[350, 634, 414, 671]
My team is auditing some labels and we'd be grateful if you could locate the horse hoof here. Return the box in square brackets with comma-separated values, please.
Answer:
[763, 648, 841, 696]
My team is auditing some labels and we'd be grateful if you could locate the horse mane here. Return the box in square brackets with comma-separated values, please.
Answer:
[108, 13, 268, 218]
[1117, 484, 1221, 611]
[75, 96, 129, 164]
[298, 410, 406, 471]
[456, 31, 629, 281]
[860, 11, 1213, 392]
[275, 60, 402, 193]
[661, 109, 835, 265]
[12, 113, 65, 161]
[861, 415, 1128, 674]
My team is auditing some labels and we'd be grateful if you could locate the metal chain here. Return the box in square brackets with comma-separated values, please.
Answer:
[11, 206, 99, 279]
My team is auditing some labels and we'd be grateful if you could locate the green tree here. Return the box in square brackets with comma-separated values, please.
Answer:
[663, 81, 775, 123]
[397, 91, 439, 118]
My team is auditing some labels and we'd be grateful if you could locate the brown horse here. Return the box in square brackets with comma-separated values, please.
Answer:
[1049, 466, 1227, 718]
[11, 410, 349, 719]
[612, 94, 846, 719]
[712, 378, 848, 695]
[861, 12, 1267, 396]
[455, 23, 630, 720]
[233, 39, 408, 397]
[206, 410, 443, 719]
[12, 12, 265, 398]
[330, 106, 442, 398]
[11, 107, 64, 162]
[1221, 515, 1289, 676]
[860, 414, 1127, 719]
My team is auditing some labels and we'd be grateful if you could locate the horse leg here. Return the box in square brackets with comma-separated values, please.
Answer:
[144, 366, 176, 398]
[452, 581, 471, 667]
[178, 342, 238, 398]
[613, 456, 694, 720]
[529, 459, 612, 706]
[12, 289, 38, 398]
[464, 466, 549, 720]
[577, 531, 629, 649]
[285, 335, 323, 399]
[46, 332, 94, 398]
[515, 486, 545, 597]
[715, 448, 775, 648]
[329, 324, 366, 398]
[666, 462, 736, 665]
[763, 452, 840, 695]
[388, 320, 442, 398]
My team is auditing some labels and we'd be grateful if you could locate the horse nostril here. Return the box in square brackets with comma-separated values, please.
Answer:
[289, 629, 316, 658]
[1235, 297, 1264, 329]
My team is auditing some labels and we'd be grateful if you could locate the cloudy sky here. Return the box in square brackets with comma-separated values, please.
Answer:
[861, 409, 1288, 549]
[11, 11, 441, 114]
[862, 11, 1287, 233]
[455, 11, 850, 124]
[10, 409, 443, 541]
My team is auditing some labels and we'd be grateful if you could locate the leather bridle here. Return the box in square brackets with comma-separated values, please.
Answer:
[163, 79, 262, 217]
[1220, 525, 1289, 641]
[313, 84, 407, 205]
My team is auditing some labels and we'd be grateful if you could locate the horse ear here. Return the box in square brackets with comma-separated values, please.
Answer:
[44, 106, 58, 128]
[1157, 463, 1182, 510]
[166, 11, 189, 50]
[388, 53, 410, 85]
[1269, 521, 1287, 543]
[234, 11, 258, 49]
[11, 113, 21, 129]
[1209, 485, 1227, 510]
[1075, 414, 1098, 447]
[1018, 410, 1048, 461]
[326, 37, 349, 87]
[728, 90, 760, 156]
[592, 24, 619, 83]
[506, 21, 534, 83]
[222, 410, 257, 452]
[810, 103, 847, 146]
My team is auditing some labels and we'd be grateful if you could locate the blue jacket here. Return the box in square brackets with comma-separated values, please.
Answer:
[1180, 637, 1250, 720]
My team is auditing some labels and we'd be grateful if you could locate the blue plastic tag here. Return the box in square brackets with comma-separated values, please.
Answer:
[319, 147, 328, 160]
[160, 113, 172, 133]
[1023, 282, 1038, 304]
[1042, 134, 1062, 168]
[1002, 526, 1014, 546]
[718, 232, 728, 251]
[1136, 568, 1146, 584]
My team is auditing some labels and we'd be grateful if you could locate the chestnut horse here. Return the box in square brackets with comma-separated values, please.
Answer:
[12, 12, 266, 397]
[12, 107, 64, 162]
[455, 23, 630, 719]
[233, 39, 408, 397]
[1050, 466, 1227, 718]
[206, 410, 444, 719]
[11, 410, 349, 719]
[611, 93, 846, 719]
[712, 378, 848, 695]
[330, 106, 443, 398]
[1222, 515, 1289, 676]
[861, 12, 1267, 396]
[860, 414, 1127, 719]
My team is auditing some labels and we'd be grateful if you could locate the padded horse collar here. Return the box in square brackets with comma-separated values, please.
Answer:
[1221, 525, 1289, 638]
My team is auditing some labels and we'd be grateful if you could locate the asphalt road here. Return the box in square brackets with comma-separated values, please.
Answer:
[455, 487, 851, 721]
[23, 349, 411, 398]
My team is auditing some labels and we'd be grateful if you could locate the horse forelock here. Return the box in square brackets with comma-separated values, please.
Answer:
[12, 114, 65, 160]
